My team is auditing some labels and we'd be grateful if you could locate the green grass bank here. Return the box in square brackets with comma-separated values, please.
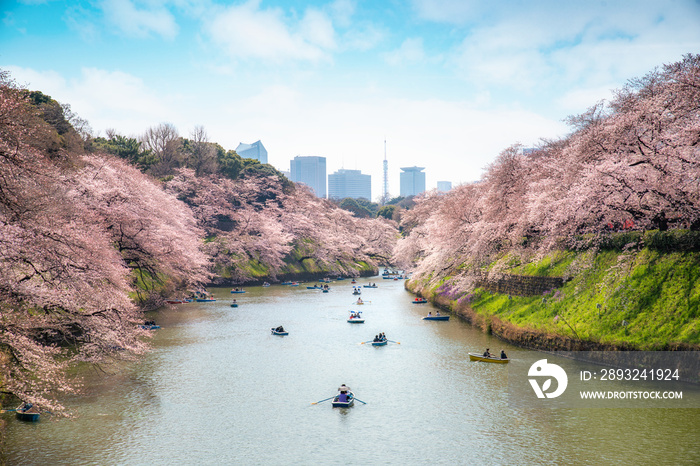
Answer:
[407, 242, 700, 351]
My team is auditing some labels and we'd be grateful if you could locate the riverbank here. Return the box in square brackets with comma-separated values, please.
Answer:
[405, 246, 700, 351]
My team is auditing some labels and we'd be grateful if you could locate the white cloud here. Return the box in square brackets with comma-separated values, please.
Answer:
[299, 8, 337, 50]
[445, 0, 700, 109]
[100, 0, 178, 39]
[386, 37, 426, 66]
[204, 0, 330, 62]
[7, 66, 176, 137]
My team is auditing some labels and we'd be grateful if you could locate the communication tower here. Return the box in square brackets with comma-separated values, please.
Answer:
[382, 139, 389, 204]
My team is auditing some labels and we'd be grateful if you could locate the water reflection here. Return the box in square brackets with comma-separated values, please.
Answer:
[3, 277, 699, 465]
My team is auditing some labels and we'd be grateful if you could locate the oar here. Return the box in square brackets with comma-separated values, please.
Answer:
[353, 397, 367, 404]
[311, 396, 335, 405]
[0, 409, 16, 413]
[388, 340, 401, 344]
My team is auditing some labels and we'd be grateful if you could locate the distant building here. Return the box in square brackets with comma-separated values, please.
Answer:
[328, 169, 371, 200]
[236, 140, 268, 164]
[400, 166, 426, 197]
[437, 181, 452, 192]
[290, 156, 327, 198]
[522, 147, 537, 156]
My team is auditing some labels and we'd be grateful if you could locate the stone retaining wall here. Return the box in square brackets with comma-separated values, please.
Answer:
[475, 272, 565, 297]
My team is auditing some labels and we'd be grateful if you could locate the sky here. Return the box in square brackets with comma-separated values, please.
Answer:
[2, 0, 699, 200]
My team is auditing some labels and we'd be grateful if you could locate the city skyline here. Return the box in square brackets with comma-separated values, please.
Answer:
[2, 1, 698, 199]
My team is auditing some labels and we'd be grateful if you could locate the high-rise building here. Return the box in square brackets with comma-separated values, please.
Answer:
[437, 181, 452, 192]
[290, 156, 326, 198]
[400, 166, 426, 197]
[328, 169, 371, 200]
[236, 140, 268, 164]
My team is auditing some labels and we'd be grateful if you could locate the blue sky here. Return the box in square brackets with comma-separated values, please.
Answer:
[2, 0, 699, 198]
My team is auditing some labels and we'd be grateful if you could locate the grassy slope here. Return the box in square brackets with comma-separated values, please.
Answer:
[427, 248, 700, 349]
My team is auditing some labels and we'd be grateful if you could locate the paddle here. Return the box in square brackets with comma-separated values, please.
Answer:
[311, 396, 335, 405]
[353, 397, 367, 404]
[387, 340, 401, 344]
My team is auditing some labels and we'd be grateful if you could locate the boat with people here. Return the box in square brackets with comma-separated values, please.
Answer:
[271, 326, 288, 336]
[423, 312, 449, 321]
[262, 282, 271, 287]
[347, 311, 364, 323]
[412, 297, 428, 304]
[332, 385, 355, 408]
[363, 284, 378, 288]
[230, 302, 238, 308]
[370, 332, 388, 346]
[307, 285, 322, 289]
[166, 298, 192, 304]
[140, 320, 161, 330]
[468, 352, 510, 364]
[231, 288, 246, 293]
[15, 403, 40, 422]
[193, 291, 216, 302]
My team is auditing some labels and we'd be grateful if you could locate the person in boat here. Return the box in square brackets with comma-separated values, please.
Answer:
[380, 332, 386, 341]
[373, 334, 379, 342]
[500, 350, 508, 359]
[483, 348, 493, 358]
[357, 297, 363, 304]
[337, 384, 350, 402]
[427, 311, 432, 317]
[275, 326, 285, 333]
[436, 310, 440, 316]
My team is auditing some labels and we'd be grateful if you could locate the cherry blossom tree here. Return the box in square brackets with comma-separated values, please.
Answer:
[0, 72, 209, 413]
[396, 54, 700, 287]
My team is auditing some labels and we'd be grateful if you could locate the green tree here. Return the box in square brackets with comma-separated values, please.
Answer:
[339, 198, 373, 218]
[377, 205, 396, 220]
[217, 148, 243, 179]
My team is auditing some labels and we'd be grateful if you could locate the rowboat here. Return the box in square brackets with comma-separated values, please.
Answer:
[332, 391, 355, 408]
[166, 299, 184, 304]
[371, 339, 388, 346]
[363, 285, 377, 288]
[347, 312, 364, 323]
[271, 327, 288, 336]
[322, 289, 329, 293]
[196, 298, 216, 302]
[140, 324, 161, 330]
[423, 315, 449, 321]
[307, 286, 322, 289]
[230, 303, 238, 308]
[262, 282, 271, 287]
[16, 403, 40, 422]
[412, 298, 428, 304]
[230, 289, 246, 294]
[468, 353, 510, 364]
